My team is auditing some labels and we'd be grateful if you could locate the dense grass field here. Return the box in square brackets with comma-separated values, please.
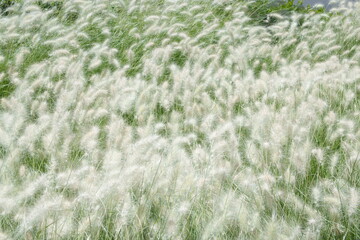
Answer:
[0, 0, 359, 239]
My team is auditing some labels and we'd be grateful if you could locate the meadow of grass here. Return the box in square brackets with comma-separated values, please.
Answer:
[0, 0, 359, 239]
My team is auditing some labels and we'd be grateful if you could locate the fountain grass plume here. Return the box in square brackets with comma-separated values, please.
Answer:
[0, 0, 360, 239]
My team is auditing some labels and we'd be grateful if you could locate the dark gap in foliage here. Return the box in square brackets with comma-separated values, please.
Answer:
[68, 145, 85, 169]
[19, 45, 52, 78]
[0, 0, 20, 16]
[58, 186, 79, 199]
[171, 98, 184, 113]
[236, 125, 251, 165]
[0, 75, 16, 99]
[84, 58, 116, 79]
[245, 0, 325, 26]
[78, 24, 106, 49]
[98, 128, 108, 150]
[154, 103, 170, 122]
[182, 211, 201, 240]
[121, 110, 138, 126]
[62, 10, 79, 25]
[265, 96, 285, 111]
[0, 145, 7, 158]
[97, 210, 117, 240]
[0, 214, 19, 235]
[155, 67, 171, 85]
[46, 90, 57, 113]
[20, 150, 49, 173]
[212, 4, 234, 27]
[36, 0, 63, 19]
[170, 50, 187, 68]
[36, 0, 63, 11]
[233, 101, 246, 115]
[250, 56, 279, 78]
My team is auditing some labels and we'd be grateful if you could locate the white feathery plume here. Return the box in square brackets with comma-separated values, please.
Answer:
[0, 0, 359, 238]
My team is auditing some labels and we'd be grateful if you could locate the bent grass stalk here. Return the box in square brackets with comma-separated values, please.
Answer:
[0, 0, 359, 239]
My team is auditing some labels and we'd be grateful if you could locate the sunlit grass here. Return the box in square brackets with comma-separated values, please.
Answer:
[0, 0, 359, 239]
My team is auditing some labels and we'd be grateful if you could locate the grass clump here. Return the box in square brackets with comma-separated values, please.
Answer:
[0, 0, 360, 239]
